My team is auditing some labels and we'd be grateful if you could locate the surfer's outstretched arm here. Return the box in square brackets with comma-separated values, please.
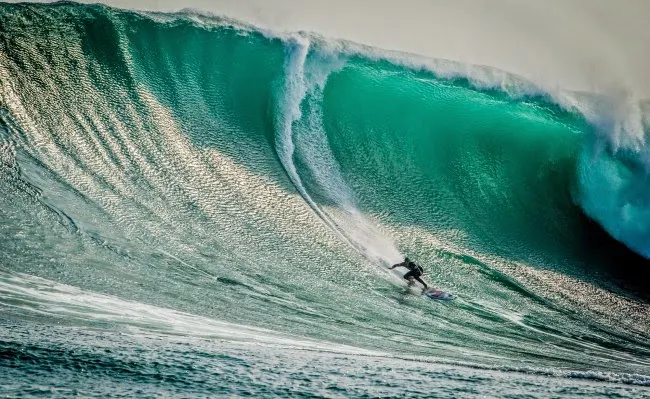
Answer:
[388, 261, 405, 270]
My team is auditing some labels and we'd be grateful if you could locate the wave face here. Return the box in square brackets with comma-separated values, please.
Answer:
[2, 3, 650, 396]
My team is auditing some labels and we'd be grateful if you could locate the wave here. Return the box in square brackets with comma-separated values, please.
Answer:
[1, 2, 650, 381]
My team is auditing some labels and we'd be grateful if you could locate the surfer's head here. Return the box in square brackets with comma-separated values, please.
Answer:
[404, 257, 410, 262]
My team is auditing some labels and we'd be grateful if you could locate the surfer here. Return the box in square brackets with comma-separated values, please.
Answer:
[389, 257, 428, 290]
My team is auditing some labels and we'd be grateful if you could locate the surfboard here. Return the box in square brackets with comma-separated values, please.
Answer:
[422, 288, 455, 301]
[384, 262, 454, 300]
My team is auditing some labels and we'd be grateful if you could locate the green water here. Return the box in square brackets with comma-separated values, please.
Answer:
[1, 3, 649, 397]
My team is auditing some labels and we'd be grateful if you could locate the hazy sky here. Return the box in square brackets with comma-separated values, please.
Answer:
[9, 1, 650, 97]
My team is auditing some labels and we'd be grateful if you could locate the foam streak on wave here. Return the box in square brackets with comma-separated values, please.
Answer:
[275, 35, 402, 265]
[0, 270, 383, 354]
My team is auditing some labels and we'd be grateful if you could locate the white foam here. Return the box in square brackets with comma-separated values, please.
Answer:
[0, 270, 383, 355]
[273, 34, 403, 266]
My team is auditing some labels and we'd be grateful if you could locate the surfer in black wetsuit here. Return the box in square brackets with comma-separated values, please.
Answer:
[389, 257, 428, 290]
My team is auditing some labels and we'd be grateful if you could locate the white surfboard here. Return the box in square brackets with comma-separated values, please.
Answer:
[422, 288, 455, 301]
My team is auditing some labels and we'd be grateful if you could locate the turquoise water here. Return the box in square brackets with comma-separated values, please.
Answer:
[1, 3, 650, 397]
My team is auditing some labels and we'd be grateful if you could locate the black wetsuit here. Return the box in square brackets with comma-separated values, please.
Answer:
[393, 260, 428, 289]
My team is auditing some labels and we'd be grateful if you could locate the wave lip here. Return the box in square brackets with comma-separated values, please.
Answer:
[574, 93, 650, 258]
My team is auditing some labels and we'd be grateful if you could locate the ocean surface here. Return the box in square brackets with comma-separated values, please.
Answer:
[1, 3, 650, 397]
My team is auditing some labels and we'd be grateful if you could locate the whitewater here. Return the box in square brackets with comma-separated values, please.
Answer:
[1, 3, 650, 398]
